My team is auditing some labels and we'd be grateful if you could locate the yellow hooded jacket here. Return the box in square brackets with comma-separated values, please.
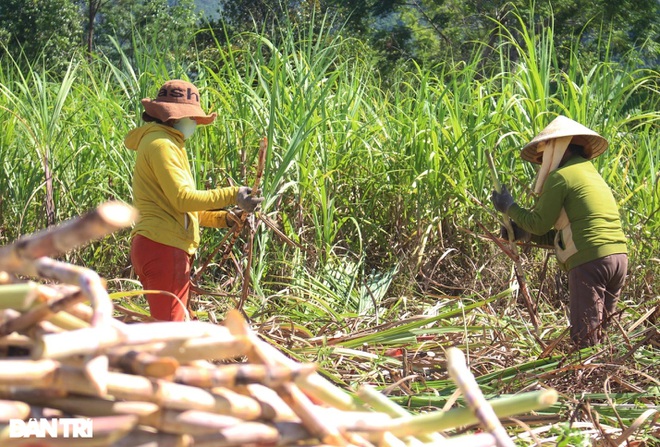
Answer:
[125, 122, 239, 255]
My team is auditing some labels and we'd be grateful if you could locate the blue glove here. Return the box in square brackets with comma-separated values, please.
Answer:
[491, 185, 515, 213]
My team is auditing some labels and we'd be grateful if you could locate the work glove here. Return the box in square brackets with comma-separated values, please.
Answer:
[237, 186, 264, 213]
[226, 208, 243, 227]
[490, 185, 515, 213]
[499, 221, 530, 242]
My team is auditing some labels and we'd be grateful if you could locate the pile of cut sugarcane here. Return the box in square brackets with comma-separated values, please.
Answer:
[0, 202, 558, 446]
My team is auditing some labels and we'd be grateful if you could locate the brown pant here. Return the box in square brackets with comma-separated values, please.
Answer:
[568, 253, 628, 347]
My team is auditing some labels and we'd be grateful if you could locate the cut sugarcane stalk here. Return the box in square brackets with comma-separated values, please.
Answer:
[108, 350, 179, 378]
[174, 362, 315, 389]
[0, 400, 30, 423]
[357, 384, 443, 443]
[140, 409, 243, 435]
[0, 414, 137, 447]
[0, 359, 59, 384]
[112, 429, 189, 447]
[0, 201, 137, 271]
[446, 347, 515, 447]
[34, 321, 242, 359]
[0, 282, 40, 311]
[104, 372, 275, 420]
[225, 309, 358, 411]
[0, 287, 88, 337]
[17, 395, 159, 419]
[0, 202, 563, 447]
[149, 335, 252, 362]
[371, 389, 559, 437]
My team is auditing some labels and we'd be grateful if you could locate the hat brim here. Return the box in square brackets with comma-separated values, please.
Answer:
[141, 98, 217, 125]
[521, 116, 608, 164]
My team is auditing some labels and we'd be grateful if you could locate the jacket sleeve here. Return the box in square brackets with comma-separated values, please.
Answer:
[507, 172, 567, 236]
[530, 230, 556, 246]
[198, 210, 230, 228]
[149, 140, 239, 212]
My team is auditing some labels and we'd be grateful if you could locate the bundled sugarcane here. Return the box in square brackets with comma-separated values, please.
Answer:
[0, 201, 558, 446]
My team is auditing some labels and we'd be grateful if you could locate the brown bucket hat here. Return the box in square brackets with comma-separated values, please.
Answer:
[521, 115, 608, 164]
[141, 79, 217, 125]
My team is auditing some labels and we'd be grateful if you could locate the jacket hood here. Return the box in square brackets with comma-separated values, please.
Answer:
[124, 122, 182, 151]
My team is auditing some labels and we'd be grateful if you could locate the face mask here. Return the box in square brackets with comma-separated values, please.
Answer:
[173, 117, 197, 140]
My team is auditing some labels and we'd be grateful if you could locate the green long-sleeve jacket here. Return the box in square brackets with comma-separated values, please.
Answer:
[507, 155, 627, 271]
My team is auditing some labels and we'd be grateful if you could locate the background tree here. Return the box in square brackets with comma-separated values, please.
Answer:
[81, 0, 200, 63]
[3, 0, 656, 74]
[84, 0, 109, 56]
[209, 0, 323, 44]
[318, 0, 660, 72]
[0, 0, 81, 68]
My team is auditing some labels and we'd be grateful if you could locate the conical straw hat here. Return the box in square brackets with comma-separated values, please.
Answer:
[521, 115, 608, 164]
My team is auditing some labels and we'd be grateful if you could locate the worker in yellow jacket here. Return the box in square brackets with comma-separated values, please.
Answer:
[125, 79, 263, 321]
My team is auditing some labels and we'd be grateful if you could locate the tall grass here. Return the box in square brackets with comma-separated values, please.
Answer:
[0, 6, 656, 324]
[0, 7, 658, 444]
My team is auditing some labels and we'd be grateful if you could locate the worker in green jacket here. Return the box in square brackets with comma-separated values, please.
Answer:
[491, 115, 628, 347]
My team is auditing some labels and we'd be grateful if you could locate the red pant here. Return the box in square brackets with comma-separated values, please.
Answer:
[130, 234, 191, 321]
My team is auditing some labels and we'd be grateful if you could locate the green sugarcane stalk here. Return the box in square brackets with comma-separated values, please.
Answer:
[45, 311, 89, 331]
[0, 282, 90, 336]
[485, 149, 541, 332]
[238, 136, 268, 315]
[446, 347, 515, 447]
[357, 384, 443, 443]
[381, 388, 558, 437]
[0, 282, 40, 311]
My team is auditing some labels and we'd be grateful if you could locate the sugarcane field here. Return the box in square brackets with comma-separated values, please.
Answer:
[0, 2, 659, 446]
